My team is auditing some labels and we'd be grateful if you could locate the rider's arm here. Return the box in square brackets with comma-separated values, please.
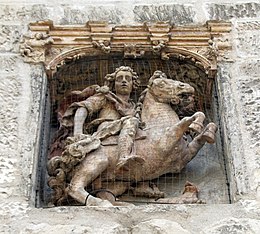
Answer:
[73, 94, 107, 136]
[74, 107, 88, 135]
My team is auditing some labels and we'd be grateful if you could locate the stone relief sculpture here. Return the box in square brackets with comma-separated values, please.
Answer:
[48, 66, 217, 206]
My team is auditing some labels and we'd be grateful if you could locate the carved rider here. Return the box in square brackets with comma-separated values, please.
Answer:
[62, 66, 144, 168]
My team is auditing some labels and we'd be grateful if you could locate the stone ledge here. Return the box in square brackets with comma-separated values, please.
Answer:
[1, 202, 260, 233]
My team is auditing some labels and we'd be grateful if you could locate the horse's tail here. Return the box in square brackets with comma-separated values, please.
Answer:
[47, 135, 102, 205]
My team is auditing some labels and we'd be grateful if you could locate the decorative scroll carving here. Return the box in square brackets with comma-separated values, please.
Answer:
[20, 32, 53, 63]
[47, 68, 218, 206]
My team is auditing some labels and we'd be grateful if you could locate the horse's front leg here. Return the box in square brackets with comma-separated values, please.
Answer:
[188, 112, 205, 133]
[175, 112, 205, 135]
[174, 114, 197, 137]
[181, 122, 218, 165]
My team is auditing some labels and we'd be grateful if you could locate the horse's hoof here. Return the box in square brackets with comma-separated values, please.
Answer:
[189, 121, 204, 133]
[203, 123, 217, 144]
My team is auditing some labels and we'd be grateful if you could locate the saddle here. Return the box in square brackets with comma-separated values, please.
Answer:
[101, 128, 147, 146]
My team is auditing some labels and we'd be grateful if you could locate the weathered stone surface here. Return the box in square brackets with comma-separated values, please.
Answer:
[237, 76, 260, 125]
[60, 5, 125, 24]
[240, 200, 260, 217]
[203, 218, 260, 234]
[216, 64, 249, 197]
[0, 56, 22, 198]
[17, 64, 47, 198]
[0, 5, 50, 23]
[236, 75, 260, 193]
[87, 6, 124, 24]
[0, 201, 29, 218]
[237, 21, 260, 31]
[0, 75, 20, 152]
[132, 219, 190, 234]
[0, 55, 19, 74]
[0, 61, 47, 199]
[238, 60, 260, 77]
[60, 6, 88, 24]
[233, 20, 260, 197]
[20, 223, 129, 234]
[208, 3, 260, 20]
[133, 4, 195, 24]
[0, 25, 21, 52]
[0, 202, 259, 234]
[236, 32, 260, 57]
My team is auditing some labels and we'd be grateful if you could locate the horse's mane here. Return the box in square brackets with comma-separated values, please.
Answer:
[134, 84, 192, 122]
[134, 88, 148, 121]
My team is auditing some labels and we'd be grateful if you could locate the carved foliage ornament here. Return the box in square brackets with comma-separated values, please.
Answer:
[20, 20, 231, 78]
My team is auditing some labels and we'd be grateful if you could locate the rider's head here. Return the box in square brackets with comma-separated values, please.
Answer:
[104, 66, 139, 93]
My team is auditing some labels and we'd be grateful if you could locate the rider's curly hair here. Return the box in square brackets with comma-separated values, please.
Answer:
[104, 66, 140, 91]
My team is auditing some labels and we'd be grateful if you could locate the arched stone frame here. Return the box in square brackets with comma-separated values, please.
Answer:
[20, 20, 233, 206]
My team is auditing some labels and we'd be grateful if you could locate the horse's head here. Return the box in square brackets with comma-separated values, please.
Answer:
[148, 71, 195, 105]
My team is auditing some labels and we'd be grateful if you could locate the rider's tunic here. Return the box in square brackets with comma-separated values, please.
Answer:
[62, 92, 138, 140]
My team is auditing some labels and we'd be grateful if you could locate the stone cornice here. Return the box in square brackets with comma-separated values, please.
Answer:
[20, 20, 232, 79]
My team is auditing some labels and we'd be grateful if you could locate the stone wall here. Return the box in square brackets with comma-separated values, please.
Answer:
[0, 0, 259, 233]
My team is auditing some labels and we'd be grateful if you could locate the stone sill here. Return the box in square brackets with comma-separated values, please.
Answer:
[2, 201, 260, 233]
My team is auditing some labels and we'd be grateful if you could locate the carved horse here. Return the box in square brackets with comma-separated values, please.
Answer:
[48, 75, 217, 206]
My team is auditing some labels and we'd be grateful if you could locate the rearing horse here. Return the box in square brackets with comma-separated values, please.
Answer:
[49, 74, 217, 206]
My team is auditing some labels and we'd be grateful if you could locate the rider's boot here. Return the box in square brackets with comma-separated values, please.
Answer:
[116, 135, 145, 170]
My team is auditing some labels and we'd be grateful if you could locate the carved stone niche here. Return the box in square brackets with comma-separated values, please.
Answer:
[21, 21, 232, 207]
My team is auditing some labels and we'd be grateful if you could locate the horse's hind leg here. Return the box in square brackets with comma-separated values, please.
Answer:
[68, 148, 112, 206]
[94, 181, 132, 206]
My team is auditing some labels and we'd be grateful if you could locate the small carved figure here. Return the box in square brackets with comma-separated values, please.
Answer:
[152, 40, 166, 53]
[124, 44, 145, 59]
[92, 40, 111, 53]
